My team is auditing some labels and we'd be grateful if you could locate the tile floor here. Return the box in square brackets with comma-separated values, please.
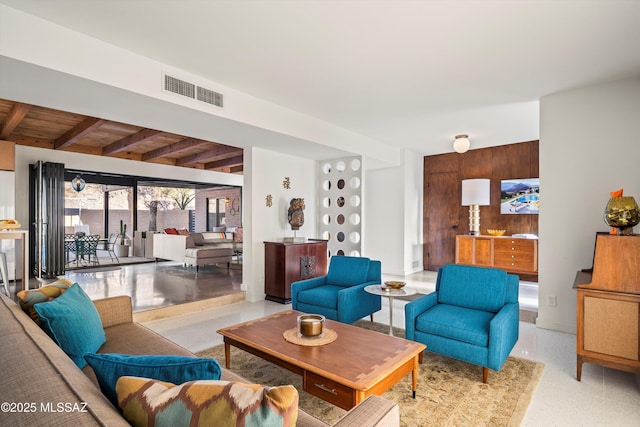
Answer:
[25, 263, 640, 425]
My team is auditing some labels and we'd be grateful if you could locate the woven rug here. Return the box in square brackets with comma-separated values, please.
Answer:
[197, 320, 543, 426]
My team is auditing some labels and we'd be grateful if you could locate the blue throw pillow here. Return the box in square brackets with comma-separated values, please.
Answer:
[34, 283, 106, 369]
[84, 353, 223, 406]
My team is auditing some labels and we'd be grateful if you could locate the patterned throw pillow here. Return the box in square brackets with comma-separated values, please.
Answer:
[233, 227, 243, 243]
[17, 278, 73, 325]
[116, 377, 299, 427]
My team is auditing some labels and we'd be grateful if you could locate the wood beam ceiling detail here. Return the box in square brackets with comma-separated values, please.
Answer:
[54, 117, 106, 149]
[205, 155, 244, 170]
[0, 102, 32, 140]
[141, 138, 208, 161]
[176, 146, 243, 166]
[102, 129, 165, 156]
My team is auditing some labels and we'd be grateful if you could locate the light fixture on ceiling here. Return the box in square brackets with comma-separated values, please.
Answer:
[71, 174, 86, 192]
[461, 178, 491, 235]
[453, 134, 470, 153]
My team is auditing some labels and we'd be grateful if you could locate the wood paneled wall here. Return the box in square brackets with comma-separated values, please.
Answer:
[423, 140, 539, 271]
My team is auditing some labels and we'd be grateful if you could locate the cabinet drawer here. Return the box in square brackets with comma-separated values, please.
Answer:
[494, 239, 535, 252]
[494, 255, 535, 271]
[304, 371, 354, 409]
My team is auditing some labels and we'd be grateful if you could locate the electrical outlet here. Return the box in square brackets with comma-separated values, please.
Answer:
[547, 296, 557, 307]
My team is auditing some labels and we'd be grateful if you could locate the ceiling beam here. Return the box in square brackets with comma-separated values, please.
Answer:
[176, 146, 242, 166]
[102, 128, 164, 156]
[0, 102, 32, 140]
[204, 155, 244, 170]
[141, 137, 208, 161]
[54, 117, 106, 149]
[229, 165, 244, 174]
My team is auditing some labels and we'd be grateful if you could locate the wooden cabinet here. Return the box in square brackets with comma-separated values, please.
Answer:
[264, 240, 328, 303]
[574, 234, 640, 380]
[455, 235, 538, 279]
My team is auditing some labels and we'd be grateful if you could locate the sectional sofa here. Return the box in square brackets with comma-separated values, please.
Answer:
[153, 231, 238, 271]
[0, 289, 399, 426]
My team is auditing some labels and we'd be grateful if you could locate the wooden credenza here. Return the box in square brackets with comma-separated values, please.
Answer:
[574, 234, 640, 380]
[264, 240, 328, 303]
[455, 235, 538, 279]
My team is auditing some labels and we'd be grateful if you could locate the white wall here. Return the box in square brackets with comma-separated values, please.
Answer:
[0, 4, 399, 167]
[364, 149, 424, 275]
[243, 147, 318, 302]
[538, 77, 640, 333]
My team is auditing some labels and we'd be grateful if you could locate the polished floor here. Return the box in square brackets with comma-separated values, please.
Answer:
[17, 264, 640, 425]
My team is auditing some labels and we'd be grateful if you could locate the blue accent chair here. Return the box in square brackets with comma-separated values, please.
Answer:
[291, 256, 382, 324]
[405, 264, 519, 383]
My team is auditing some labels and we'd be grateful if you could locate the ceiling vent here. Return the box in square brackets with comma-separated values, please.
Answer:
[163, 73, 224, 108]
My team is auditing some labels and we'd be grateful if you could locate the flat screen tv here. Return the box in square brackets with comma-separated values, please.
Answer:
[500, 178, 539, 214]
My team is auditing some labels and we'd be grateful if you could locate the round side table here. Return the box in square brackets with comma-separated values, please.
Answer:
[364, 284, 417, 336]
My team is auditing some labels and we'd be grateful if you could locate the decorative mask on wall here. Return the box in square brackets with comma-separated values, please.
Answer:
[288, 198, 305, 230]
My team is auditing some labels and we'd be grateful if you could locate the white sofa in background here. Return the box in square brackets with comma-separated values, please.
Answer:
[153, 232, 238, 272]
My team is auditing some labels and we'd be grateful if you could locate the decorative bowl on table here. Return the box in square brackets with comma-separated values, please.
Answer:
[0, 220, 20, 231]
[486, 229, 506, 236]
[382, 281, 406, 290]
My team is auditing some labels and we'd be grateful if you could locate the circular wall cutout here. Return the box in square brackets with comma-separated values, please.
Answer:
[350, 250, 360, 257]
[337, 196, 345, 207]
[337, 179, 345, 189]
[350, 159, 361, 171]
[337, 214, 345, 225]
[337, 249, 345, 256]
[337, 232, 345, 242]
[322, 231, 331, 240]
[349, 177, 360, 189]
[350, 213, 361, 225]
[336, 161, 346, 172]
[322, 214, 331, 225]
[322, 197, 331, 208]
[322, 180, 331, 191]
[349, 195, 361, 207]
[350, 232, 360, 244]
[322, 163, 332, 174]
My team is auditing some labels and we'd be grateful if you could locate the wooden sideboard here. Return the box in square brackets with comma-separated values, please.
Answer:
[264, 240, 328, 303]
[455, 235, 538, 279]
[574, 233, 640, 380]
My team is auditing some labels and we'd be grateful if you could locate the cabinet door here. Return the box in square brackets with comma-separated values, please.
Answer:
[584, 296, 639, 360]
[474, 238, 493, 266]
[455, 236, 474, 264]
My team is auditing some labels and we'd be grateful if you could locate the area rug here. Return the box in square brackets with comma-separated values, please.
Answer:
[197, 321, 543, 426]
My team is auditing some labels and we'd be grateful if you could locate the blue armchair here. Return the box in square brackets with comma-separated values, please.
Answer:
[405, 264, 519, 383]
[291, 256, 382, 324]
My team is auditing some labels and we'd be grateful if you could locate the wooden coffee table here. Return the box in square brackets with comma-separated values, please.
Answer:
[217, 310, 426, 410]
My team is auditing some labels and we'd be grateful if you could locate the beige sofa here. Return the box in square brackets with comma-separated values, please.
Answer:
[0, 292, 399, 426]
[153, 232, 237, 271]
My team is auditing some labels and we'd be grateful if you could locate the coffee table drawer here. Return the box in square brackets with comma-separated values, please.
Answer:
[304, 371, 354, 409]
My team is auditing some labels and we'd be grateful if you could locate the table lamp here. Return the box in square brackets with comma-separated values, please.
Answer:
[461, 179, 491, 235]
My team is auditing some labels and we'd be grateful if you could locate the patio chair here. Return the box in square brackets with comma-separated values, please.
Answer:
[105, 233, 119, 262]
[64, 233, 76, 265]
[77, 234, 100, 266]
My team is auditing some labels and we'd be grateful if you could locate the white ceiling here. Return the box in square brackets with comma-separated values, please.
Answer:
[3, 0, 640, 156]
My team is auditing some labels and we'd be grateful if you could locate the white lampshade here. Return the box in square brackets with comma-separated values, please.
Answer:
[453, 135, 470, 153]
[461, 179, 490, 206]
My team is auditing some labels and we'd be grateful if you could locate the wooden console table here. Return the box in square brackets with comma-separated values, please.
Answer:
[264, 240, 328, 303]
[455, 235, 538, 280]
[573, 233, 640, 380]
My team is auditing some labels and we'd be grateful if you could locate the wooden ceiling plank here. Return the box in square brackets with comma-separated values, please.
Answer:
[54, 117, 106, 149]
[141, 137, 208, 161]
[176, 146, 242, 166]
[204, 155, 244, 170]
[102, 128, 164, 156]
[0, 102, 32, 140]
